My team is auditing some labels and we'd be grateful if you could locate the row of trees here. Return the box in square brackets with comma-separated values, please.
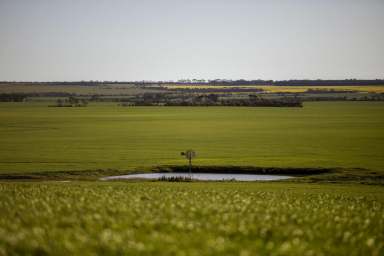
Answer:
[121, 93, 303, 107]
[0, 93, 27, 102]
[52, 97, 88, 107]
[2, 79, 383, 86]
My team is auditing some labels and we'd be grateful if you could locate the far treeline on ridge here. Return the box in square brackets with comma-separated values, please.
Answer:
[1, 79, 384, 86]
[1, 79, 383, 107]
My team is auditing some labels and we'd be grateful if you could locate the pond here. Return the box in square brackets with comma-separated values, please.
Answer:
[101, 172, 293, 181]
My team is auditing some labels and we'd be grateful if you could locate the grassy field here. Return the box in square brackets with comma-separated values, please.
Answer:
[0, 181, 382, 255]
[0, 102, 383, 173]
[1, 102, 383, 255]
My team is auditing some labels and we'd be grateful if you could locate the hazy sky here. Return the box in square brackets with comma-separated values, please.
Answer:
[0, 0, 383, 81]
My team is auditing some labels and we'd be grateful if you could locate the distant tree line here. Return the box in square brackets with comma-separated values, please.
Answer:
[120, 93, 303, 107]
[50, 97, 88, 107]
[0, 92, 77, 102]
[1, 79, 383, 86]
[160, 87, 265, 93]
[0, 93, 28, 102]
[305, 89, 357, 93]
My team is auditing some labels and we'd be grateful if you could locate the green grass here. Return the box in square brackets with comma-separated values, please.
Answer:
[0, 102, 383, 173]
[1, 101, 383, 255]
[0, 181, 383, 255]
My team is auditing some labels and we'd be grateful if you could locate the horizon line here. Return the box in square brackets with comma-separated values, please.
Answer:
[1, 78, 384, 83]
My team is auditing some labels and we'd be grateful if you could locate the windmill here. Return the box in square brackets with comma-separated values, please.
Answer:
[180, 150, 196, 177]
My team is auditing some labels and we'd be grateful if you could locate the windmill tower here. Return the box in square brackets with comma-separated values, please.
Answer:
[181, 150, 196, 178]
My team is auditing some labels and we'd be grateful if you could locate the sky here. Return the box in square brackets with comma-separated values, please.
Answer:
[0, 0, 383, 81]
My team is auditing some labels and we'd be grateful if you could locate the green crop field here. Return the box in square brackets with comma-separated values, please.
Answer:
[1, 101, 383, 255]
[0, 182, 383, 255]
[0, 101, 383, 174]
